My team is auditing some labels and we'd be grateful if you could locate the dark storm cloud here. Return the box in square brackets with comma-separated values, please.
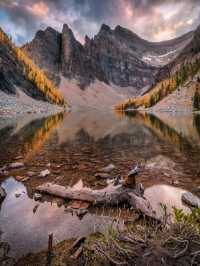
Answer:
[0, 0, 200, 45]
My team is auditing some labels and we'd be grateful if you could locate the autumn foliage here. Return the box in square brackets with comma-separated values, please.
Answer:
[0, 27, 65, 106]
[116, 57, 200, 111]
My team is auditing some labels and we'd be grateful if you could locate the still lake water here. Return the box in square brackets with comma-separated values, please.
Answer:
[0, 109, 200, 259]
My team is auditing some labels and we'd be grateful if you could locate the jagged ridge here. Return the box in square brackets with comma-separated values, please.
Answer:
[23, 23, 193, 93]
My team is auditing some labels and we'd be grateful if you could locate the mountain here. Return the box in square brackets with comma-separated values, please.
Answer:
[23, 24, 193, 97]
[23, 25, 107, 89]
[116, 24, 200, 111]
[0, 27, 65, 114]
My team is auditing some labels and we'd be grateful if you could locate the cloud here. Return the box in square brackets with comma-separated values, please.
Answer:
[27, 1, 49, 17]
[0, 0, 200, 45]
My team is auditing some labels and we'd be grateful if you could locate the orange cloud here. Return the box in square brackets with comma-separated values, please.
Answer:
[28, 1, 49, 17]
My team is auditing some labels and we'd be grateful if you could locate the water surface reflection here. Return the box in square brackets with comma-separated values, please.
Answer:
[0, 110, 200, 259]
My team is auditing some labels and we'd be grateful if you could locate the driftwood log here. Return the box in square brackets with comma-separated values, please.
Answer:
[36, 183, 159, 220]
[36, 183, 131, 206]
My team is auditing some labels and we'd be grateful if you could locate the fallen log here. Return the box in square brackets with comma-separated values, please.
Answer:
[36, 183, 159, 221]
[36, 183, 131, 206]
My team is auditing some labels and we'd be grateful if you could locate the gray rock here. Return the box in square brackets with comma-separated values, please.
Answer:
[0, 187, 6, 202]
[8, 162, 25, 170]
[181, 192, 200, 208]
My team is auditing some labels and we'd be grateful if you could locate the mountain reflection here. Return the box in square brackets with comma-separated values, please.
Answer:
[0, 113, 64, 165]
[121, 111, 200, 151]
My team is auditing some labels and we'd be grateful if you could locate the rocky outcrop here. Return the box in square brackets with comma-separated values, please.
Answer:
[23, 23, 193, 93]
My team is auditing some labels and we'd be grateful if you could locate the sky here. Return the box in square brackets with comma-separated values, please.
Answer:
[0, 0, 200, 45]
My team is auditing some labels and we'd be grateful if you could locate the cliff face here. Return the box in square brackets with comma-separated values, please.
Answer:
[23, 23, 194, 93]
[60, 24, 107, 88]
[23, 27, 62, 85]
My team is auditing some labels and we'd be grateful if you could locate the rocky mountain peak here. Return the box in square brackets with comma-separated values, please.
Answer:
[23, 23, 199, 94]
[98, 24, 112, 35]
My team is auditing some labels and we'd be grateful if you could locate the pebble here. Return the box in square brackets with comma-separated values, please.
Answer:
[171, 180, 180, 186]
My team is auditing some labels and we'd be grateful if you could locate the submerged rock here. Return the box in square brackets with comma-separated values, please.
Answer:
[27, 171, 36, 177]
[8, 162, 25, 170]
[95, 173, 110, 179]
[34, 193, 42, 201]
[181, 192, 200, 208]
[39, 169, 50, 178]
[0, 242, 9, 261]
[100, 164, 116, 173]
[0, 187, 6, 202]
[0, 168, 9, 177]
[0, 242, 15, 265]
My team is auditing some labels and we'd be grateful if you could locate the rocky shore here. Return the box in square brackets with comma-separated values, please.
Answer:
[0, 90, 64, 117]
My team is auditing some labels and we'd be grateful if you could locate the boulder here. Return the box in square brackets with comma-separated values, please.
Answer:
[181, 192, 200, 208]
